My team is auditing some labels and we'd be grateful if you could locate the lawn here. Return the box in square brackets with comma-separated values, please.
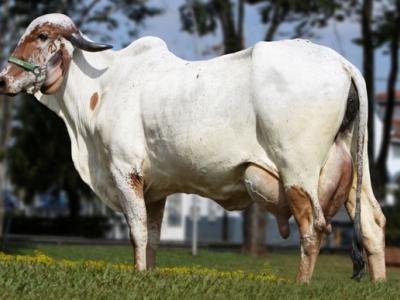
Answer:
[0, 244, 399, 299]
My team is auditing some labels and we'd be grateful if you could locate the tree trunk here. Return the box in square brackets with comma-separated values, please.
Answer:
[237, 0, 245, 48]
[375, 2, 400, 196]
[0, 97, 12, 238]
[264, 1, 287, 42]
[213, 0, 243, 53]
[361, 0, 378, 192]
[221, 211, 228, 241]
[242, 203, 267, 256]
[0, 0, 11, 240]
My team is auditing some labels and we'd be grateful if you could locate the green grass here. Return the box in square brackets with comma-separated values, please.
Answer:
[0, 244, 399, 299]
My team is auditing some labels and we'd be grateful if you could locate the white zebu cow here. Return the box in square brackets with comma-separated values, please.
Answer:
[0, 14, 386, 283]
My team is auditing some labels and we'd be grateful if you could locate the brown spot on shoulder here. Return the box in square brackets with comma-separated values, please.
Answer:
[90, 92, 99, 110]
[129, 172, 144, 198]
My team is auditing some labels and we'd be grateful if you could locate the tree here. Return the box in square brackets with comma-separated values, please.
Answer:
[349, 0, 400, 198]
[5, 0, 162, 221]
[8, 97, 92, 219]
[374, 0, 400, 195]
[0, 0, 31, 238]
[180, 0, 342, 256]
[362, 0, 376, 172]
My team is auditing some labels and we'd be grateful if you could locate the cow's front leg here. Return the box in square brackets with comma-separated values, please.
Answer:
[123, 192, 148, 271]
[146, 198, 166, 269]
[113, 166, 148, 271]
[287, 186, 323, 283]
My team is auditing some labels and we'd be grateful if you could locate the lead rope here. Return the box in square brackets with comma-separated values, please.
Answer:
[8, 56, 46, 94]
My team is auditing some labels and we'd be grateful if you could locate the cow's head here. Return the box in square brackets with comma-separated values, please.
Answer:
[0, 13, 112, 96]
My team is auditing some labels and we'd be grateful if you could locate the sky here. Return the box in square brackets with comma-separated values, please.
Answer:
[124, 0, 394, 94]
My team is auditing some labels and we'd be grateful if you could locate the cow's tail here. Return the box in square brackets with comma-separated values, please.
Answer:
[343, 61, 368, 281]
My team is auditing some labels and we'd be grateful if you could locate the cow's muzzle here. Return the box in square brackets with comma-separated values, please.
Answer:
[0, 76, 6, 92]
[0, 76, 16, 96]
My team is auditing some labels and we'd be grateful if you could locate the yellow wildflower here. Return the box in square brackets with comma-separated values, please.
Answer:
[0, 251, 284, 283]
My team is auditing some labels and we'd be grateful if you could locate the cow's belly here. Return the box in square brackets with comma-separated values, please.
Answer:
[143, 133, 275, 206]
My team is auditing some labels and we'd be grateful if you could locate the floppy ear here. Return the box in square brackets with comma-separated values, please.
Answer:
[41, 44, 71, 95]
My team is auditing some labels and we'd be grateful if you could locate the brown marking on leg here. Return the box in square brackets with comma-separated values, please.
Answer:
[129, 172, 144, 199]
[90, 92, 99, 110]
[287, 185, 322, 283]
[287, 186, 312, 233]
[146, 198, 166, 269]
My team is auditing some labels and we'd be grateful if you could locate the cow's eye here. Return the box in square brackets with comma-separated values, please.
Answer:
[38, 33, 48, 41]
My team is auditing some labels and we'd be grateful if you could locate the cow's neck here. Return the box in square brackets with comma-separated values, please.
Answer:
[35, 49, 113, 134]
[34, 49, 114, 187]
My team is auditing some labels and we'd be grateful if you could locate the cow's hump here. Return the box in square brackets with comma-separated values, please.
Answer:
[120, 36, 168, 57]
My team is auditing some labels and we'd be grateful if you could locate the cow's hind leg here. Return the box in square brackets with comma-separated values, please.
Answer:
[287, 138, 355, 283]
[345, 158, 386, 282]
[243, 163, 325, 282]
[146, 198, 166, 269]
[286, 186, 323, 283]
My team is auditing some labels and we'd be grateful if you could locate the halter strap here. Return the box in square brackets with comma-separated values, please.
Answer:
[8, 56, 40, 73]
[8, 56, 46, 93]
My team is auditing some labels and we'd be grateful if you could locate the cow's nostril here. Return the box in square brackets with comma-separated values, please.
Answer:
[0, 78, 6, 89]
[0, 77, 8, 93]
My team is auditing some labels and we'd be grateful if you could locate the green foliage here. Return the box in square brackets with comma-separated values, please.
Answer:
[7, 0, 162, 43]
[180, 0, 218, 36]
[258, 0, 341, 38]
[8, 95, 91, 203]
[0, 245, 399, 299]
[372, 1, 400, 49]
[179, 0, 348, 41]
[383, 191, 400, 246]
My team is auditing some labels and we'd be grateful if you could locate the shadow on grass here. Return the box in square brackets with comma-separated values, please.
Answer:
[0, 242, 39, 256]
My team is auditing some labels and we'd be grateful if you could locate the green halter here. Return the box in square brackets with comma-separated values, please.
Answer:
[8, 56, 40, 74]
[7, 56, 46, 93]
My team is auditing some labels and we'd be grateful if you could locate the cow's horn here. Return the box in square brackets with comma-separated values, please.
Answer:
[67, 31, 113, 52]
